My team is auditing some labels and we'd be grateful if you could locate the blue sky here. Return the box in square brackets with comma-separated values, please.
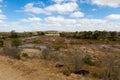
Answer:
[0, 0, 120, 32]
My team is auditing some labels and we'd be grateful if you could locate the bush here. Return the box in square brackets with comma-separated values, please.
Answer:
[2, 47, 21, 58]
[16, 53, 28, 59]
[82, 55, 96, 66]
[21, 53, 28, 58]
[60, 49, 84, 74]
[31, 39, 42, 44]
[12, 38, 21, 47]
[52, 45, 65, 50]
[0, 39, 3, 47]
[37, 32, 45, 35]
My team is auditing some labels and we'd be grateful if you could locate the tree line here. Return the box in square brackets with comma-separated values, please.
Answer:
[60, 31, 120, 41]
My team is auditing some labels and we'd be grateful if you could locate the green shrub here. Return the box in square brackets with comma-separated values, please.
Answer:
[12, 38, 21, 47]
[22, 53, 28, 58]
[0, 39, 3, 47]
[52, 45, 65, 50]
[82, 55, 96, 66]
[31, 39, 42, 44]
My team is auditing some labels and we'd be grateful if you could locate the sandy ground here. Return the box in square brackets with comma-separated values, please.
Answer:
[0, 55, 83, 80]
[0, 56, 27, 80]
[0, 55, 59, 80]
[1, 46, 117, 80]
[0, 63, 26, 80]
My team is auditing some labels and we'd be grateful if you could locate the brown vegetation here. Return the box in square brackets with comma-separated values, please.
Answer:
[0, 31, 119, 80]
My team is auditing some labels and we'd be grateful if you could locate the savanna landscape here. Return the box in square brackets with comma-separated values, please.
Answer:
[0, 0, 120, 80]
[0, 31, 119, 80]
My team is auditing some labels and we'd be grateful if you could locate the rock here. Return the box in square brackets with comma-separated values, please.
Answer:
[63, 70, 71, 76]
[55, 62, 64, 68]
[74, 70, 89, 76]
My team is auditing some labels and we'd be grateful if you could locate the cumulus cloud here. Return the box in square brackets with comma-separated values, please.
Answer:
[1, 0, 120, 32]
[0, 9, 8, 28]
[43, 18, 119, 31]
[45, 16, 76, 24]
[45, 16, 64, 24]
[52, 0, 77, 3]
[0, 14, 7, 20]
[23, 3, 49, 15]
[52, 0, 64, 3]
[1, 17, 120, 32]
[0, 9, 7, 20]
[45, 2, 78, 14]
[105, 14, 120, 20]
[70, 11, 84, 18]
[91, 0, 120, 8]
[12, 16, 119, 32]
[21, 17, 41, 22]
[23, 1, 78, 15]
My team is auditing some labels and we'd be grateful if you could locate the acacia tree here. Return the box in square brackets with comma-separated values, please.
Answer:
[10, 30, 18, 38]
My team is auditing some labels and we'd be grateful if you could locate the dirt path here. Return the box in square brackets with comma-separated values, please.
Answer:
[0, 56, 69, 80]
[0, 61, 26, 80]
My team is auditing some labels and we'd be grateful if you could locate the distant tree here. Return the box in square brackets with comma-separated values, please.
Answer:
[10, 30, 18, 38]
[108, 31, 117, 41]
[37, 32, 45, 36]
[99, 31, 108, 40]
[0, 39, 3, 47]
[92, 31, 100, 40]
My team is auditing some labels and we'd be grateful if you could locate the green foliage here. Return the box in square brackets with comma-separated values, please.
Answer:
[82, 55, 96, 66]
[21, 53, 28, 58]
[0, 39, 3, 47]
[52, 45, 65, 50]
[31, 39, 42, 44]
[37, 32, 45, 35]
[10, 30, 19, 38]
[12, 38, 21, 47]
[59, 31, 120, 42]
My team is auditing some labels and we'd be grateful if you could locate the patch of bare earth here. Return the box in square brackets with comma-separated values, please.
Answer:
[0, 54, 86, 80]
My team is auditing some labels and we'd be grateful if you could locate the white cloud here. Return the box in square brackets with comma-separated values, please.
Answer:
[45, 2, 78, 14]
[52, 0, 64, 3]
[45, 16, 76, 24]
[0, 9, 7, 28]
[24, 3, 49, 15]
[1, 17, 120, 32]
[21, 17, 41, 22]
[70, 11, 84, 18]
[0, 9, 7, 20]
[45, 16, 64, 24]
[0, 14, 7, 20]
[105, 14, 120, 20]
[23, 2, 78, 15]
[52, 0, 77, 3]
[91, 0, 120, 8]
